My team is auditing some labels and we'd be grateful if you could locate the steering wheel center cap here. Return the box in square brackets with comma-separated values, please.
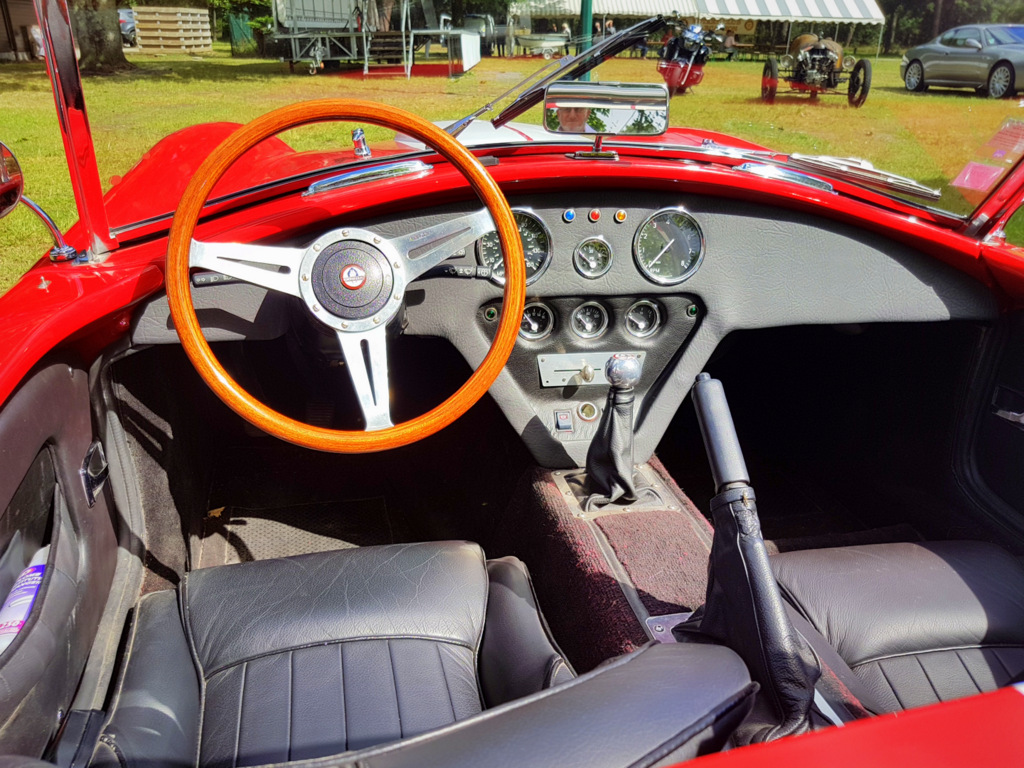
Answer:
[310, 240, 394, 321]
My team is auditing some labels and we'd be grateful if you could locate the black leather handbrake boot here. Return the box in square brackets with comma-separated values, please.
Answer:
[686, 373, 820, 742]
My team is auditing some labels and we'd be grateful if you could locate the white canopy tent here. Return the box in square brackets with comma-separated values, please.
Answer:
[694, 0, 885, 55]
[517, 0, 698, 18]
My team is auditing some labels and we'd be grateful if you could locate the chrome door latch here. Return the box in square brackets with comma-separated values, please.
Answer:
[81, 440, 109, 507]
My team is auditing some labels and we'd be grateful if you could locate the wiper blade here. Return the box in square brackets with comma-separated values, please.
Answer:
[786, 154, 942, 201]
[446, 56, 574, 137]
[491, 15, 668, 130]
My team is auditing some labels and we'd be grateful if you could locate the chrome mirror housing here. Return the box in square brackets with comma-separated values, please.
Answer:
[543, 82, 669, 137]
[0, 143, 24, 221]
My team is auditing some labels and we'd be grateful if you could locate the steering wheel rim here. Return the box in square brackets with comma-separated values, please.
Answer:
[166, 99, 525, 453]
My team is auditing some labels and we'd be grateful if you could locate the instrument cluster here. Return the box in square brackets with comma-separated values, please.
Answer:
[475, 205, 705, 287]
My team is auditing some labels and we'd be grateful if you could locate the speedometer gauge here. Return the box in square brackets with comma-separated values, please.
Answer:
[633, 208, 705, 285]
[477, 210, 553, 286]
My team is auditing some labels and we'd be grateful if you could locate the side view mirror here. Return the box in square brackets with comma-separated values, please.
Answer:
[0, 142, 24, 221]
[543, 81, 669, 137]
[965, 38, 982, 50]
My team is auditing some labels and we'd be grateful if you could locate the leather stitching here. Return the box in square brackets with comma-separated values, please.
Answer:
[178, 579, 207, 767]
[202, 635, 477, 679]
[914, 655, 942, 705]
[435, 643, 457, 722]
[874, 661, 907, 710]
[955, 649, 982, 694]
[386, 639, 403, 739]
[852, 643, 1024, 668]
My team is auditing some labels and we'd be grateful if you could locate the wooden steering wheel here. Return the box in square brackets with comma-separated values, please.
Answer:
[166, 100, 525, 453]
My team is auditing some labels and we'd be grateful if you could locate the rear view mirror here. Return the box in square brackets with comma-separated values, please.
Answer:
[543, 81, 669, 137]
[0, 143, 24, 220]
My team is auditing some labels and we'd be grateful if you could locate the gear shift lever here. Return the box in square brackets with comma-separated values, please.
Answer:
[584, 354, 643, 508]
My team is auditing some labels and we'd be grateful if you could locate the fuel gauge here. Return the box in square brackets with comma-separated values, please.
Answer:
[624, 300, 661, 338]
[520, 302, 555, 341]
[573, 237, 613, 279]
[570, 302, 609, 339]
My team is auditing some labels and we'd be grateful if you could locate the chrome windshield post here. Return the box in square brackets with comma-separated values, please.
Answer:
[31, 0, 118, 258]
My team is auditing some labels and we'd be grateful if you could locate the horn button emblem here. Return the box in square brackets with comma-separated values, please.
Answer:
[309, 240, 394, 321]
[340, 264, 367, 290]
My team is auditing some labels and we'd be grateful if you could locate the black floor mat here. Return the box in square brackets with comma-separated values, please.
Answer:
[194, 498, 395, 569]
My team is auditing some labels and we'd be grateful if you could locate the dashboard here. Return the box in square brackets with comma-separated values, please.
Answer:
[133, 188, 999, 468]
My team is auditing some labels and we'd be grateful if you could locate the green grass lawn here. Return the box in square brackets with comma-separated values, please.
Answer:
[0, 43, 1017, 293]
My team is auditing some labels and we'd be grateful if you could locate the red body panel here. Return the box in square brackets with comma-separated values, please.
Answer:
[687, 686, 1024, 767]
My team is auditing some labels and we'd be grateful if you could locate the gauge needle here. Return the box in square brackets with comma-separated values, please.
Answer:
[651, 239, 675, 266]
[632, 317, 648, 330]
[524, 317, 539, 332]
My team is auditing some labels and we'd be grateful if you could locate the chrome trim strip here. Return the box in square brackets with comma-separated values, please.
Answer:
[31, 0, 117, 256]
[736, 162, 835, 193]
[302, 160, 432, 197]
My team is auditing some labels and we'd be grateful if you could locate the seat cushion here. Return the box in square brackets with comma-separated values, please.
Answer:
[94, 542, 578, 768]
[772, 541, 1024, 713]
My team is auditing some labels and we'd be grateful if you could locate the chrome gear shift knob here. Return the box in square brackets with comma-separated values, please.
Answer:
[605, 354, 642, 389]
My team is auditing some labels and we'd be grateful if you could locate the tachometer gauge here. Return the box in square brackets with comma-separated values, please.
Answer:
[624, 300, 661, 338]
[570, 302, 609, 339]
[633, 208, 705, 285]
[573, 237, 613, 279]
[477, 210, 553, 286]
[519, 302, 555, 341]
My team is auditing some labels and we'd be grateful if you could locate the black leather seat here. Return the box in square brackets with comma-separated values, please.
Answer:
[771, 541, 1024, 716]
[92, 541, 756, 768]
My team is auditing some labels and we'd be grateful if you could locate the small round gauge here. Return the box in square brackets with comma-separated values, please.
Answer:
[570, 301, 609, 339]
[573, 237, 613, 279]
[633, 208, 705, 285]
[520, 302, 555, 341]
[477, 210, 553, 286]
[624, 300, 662, 338]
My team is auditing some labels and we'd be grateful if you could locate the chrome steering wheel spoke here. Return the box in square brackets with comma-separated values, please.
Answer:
[190, 239, 306, 297]
[336, 326, 393, 431]
[392, 208, 494, 280]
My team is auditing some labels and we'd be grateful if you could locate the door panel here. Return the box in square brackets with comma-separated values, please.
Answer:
[0, 362, 117, 755]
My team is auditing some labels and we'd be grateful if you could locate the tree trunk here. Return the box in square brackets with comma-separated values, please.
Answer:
[931, 0, 944, 39]
[887, 12, 898, 53]
[69, 0, 129, 72]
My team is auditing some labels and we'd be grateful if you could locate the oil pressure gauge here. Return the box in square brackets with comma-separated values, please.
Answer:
[520, 302, 555, 341]
[625, 300, 661, 338]
[573, 237, 613, 279]
[570, 302, 609, 339]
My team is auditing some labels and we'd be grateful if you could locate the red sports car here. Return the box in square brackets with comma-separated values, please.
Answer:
[2, 5, 1024, 767]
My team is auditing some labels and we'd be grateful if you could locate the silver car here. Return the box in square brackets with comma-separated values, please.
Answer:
[901, 24, 1024, 98]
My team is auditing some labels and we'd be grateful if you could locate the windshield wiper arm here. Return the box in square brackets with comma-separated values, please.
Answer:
[489, 16, 668, 131]
[446, 56, 574, 137]
[786, 154, 942, 201]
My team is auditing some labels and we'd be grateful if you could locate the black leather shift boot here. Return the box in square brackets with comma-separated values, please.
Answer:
[584, 387, 638, 507]
[695, 486, 820, 743]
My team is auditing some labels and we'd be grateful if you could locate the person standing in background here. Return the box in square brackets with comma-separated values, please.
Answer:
[605, 19, 616, 38]
[562, 22, 571, 56]
[724, 29, 737, 61]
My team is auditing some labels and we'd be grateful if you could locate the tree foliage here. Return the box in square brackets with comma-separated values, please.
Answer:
[878, 0, 1024, 51]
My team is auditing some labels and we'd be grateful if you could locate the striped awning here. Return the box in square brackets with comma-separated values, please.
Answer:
[517, 0, 699, 19]
[696, 0, 884, 24]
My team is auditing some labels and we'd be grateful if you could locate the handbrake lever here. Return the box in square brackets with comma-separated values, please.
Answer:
[689, 373, 819, 743]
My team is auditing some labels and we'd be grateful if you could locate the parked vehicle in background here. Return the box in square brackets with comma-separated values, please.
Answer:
[657, 23, 719, 96]
[901, 24, 1024, 98]
[118, 7, 136, 47]
[762, 33, 870, 107]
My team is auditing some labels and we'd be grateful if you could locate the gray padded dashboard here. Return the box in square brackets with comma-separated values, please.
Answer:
[133, 190, 998, 468]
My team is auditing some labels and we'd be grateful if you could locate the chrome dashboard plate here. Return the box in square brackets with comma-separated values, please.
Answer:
[537, 351, 646, 388]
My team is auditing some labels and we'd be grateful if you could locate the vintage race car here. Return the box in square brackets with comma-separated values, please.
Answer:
[761, 33, 871, 106]
[3, 4, 1024, 767]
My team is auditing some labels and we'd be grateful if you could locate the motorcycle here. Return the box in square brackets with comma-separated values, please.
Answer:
[657, 24, 721, 96]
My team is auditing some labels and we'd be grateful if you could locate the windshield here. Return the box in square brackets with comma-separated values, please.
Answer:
[988, 25, 1024, 45]
[3, 11, 1022, 289]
